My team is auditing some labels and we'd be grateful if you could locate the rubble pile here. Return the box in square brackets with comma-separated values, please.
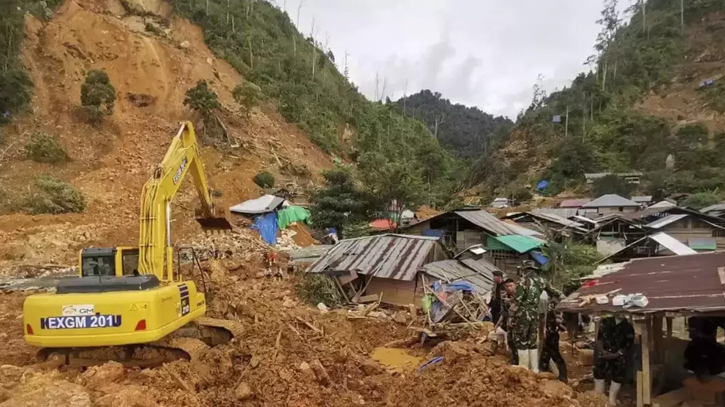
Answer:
[0, 230, 606, 407]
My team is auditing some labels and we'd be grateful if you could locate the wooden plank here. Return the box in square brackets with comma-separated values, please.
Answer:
[338, 270, 359, 285]
[356, 294, 379, 303]
[637, 371, 643, 407]
[651, 387, 687, 407]
[641, 318, 652, 406]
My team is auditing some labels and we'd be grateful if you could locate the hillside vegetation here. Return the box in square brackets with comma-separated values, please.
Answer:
[396, 90, 513, 159]
[171, 0, 462, 205]
[470, 0, 725, 199]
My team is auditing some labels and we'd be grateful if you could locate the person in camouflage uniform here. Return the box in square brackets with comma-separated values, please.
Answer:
[497, 279, 518, 365]
[509, 260, 558, 372]
[593, 315, 635, 406]
[539, 290, 567, 382]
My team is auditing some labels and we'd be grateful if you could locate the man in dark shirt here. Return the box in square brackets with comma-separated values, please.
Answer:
[594, 316, 635, 406]
[540, 293, 567, 382]
[684, 317, 725, 376]
[497, 279, 518, 365]
[488, 273, 504, 324]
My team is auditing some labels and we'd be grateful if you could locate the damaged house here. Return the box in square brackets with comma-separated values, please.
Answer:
[306, 234, 499, 307]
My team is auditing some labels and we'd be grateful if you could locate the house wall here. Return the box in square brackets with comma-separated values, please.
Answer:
[365, 275, 426, 307]
[485, 251, 528, 279]
[597, 207, 639, 215]
[659, 218, 725, 250]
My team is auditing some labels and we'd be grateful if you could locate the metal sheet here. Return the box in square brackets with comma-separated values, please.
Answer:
[454, 210, 541, 237]
[306, 234, 440, 281]
[421, 258, 497, 294]
[581, 194, 640, 208]
[646, 214, 688, 229]
[558, 251, 725, 315]
[229, 195, 287, 215]
[650, 232, 697, 255]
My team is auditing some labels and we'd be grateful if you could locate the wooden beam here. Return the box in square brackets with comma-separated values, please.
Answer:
[641, 318, 652, 406]
[637, 371, 644, 407]
[666, 317, 673, 338]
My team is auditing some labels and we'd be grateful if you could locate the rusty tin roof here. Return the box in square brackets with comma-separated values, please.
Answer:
[306, 234, 441, 281]
[557, 251, 725, 315]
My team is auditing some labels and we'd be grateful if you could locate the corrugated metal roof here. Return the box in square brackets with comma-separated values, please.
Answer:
[701, 203, 725, 213]
[454, 210, 542, 237]
[632, 195, 653, 203]
[306, 234, 440, 281]
[289, 245, 333, 265]
[646, 214, 689, 229]
[230, 194, 287, 215]
[560, 199, 591, 208]
[648, 200, 676, 209]
[532, 208, 581, 219]
[491, 235, 546, 254]
[421, 258, 498, 294]
[581, 194, 641, 208]
[558, 251, 725, 314]
[650, 232, 697, 255]
[529, 209, 584, 228]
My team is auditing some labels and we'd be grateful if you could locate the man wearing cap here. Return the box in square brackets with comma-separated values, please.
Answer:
[594, 315, 635, 406]
[510, 260, 557, 372]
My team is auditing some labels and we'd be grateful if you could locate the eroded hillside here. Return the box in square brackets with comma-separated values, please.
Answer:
[0, 0, 332, 269]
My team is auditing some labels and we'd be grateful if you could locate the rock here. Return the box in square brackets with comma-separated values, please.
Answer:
[179, 40, 190, 49]
[316, 303, 329, 314]
[206, 57, 213, 65]
[278, 368, 293, 382]
[235, 382, 252, 400]
[282, 297, 296, 308]
[392, 311, 407, 324]
[94, 386, 157, 407]
[0, 365, 25, 384]
[80, 362, 125, 389]
[0, 378, 91, 407]
[298, 362, 316, 381]
[542, 380, 574, 399]
[249, 354, 261, 369]
[368, 311, 387, 319]
[309, 360, 330, 386]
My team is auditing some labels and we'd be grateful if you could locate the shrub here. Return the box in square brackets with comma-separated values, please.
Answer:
[232, 81, 264, 116]
[26, 133, 70, 164]
[25, 176, 86, 214]
[253, 171, 275, 188]
[296, 274, 342, 307]
[184, 80, 220, 117]
[80, 70, 116, 123]
[681, 191, 721, 210]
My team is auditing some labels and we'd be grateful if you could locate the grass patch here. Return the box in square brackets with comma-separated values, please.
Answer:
[26, 133, 70, 164]
[703, 82, 725, 113]
[253, 171, 275, 188]
[25, 175, 86, 214]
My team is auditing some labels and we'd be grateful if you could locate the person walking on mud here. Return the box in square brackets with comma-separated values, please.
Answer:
[510, 261, 558, 372]
[496, 278, 518, 365]
[540, 292, 567, 382]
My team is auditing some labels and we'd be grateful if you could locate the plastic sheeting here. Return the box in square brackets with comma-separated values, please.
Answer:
[277, 206, 310, 229]
[252, 212, 278, 245]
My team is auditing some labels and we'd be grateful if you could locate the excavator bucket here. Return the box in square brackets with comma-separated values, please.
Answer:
[195, 207, 233, 232]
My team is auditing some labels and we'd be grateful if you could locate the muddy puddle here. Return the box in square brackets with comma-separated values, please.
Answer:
[371, 347, 423, 371]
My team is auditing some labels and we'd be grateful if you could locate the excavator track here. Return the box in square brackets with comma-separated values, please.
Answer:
[35, 318, 243, 368]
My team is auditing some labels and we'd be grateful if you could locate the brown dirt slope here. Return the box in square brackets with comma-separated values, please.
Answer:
[0, 0, 332, 270]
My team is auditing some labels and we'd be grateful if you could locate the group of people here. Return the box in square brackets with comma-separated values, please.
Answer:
[487, 261, 635, 406]
[488, 261, 567, 381]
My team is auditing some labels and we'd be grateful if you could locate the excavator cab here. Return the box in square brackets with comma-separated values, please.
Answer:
[79, 247, 140, 277]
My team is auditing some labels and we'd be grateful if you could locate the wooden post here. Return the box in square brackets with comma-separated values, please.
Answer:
[637, 371, 644, 407]
[666, 317, 673, 338]
[641, 318, 652, 406]
[652, 315, 663, 363]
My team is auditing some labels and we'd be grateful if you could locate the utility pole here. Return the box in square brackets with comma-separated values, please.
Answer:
[564, 105, 569, 138]
[680, 0, 684, 34]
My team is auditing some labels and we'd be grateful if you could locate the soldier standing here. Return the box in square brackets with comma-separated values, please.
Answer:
[594, 315, 635, 406]
[497, 279, 518, 365]
[510, 261, 559, 372]
[540, 292, 567, 382]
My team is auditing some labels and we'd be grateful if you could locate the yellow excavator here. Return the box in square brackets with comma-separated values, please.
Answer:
[23, 121, 242, 367]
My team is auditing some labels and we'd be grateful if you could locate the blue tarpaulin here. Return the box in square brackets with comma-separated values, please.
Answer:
[422, 229, 445, 238]
[536, 180, 549, 191]
[530, 251, 549, 266]
[552, 115, 562, 123]
[251, 212, 278, 245]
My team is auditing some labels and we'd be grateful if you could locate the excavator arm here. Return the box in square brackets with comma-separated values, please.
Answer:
[137, 121, 232, 281]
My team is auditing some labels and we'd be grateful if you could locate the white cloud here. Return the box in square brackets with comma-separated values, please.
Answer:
[280, 0, 632, 118]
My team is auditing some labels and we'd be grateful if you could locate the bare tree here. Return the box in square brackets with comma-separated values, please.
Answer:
[310, 18, 317, 79]
[293, 0, 305, 55]
[380, 77, 387, 101]
[402, 79, 408, 116]
[680, 0, 684, 34]
[374, 71, 380, 101]
[344, 50, 350, 79]
[434, 113, 445, 140]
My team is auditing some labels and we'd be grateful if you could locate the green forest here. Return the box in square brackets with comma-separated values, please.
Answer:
[396, 90, 513, 159]
[471, 0, 725, 198]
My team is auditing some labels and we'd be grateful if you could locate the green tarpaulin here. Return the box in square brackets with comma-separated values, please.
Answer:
[489, 235, 546, 254]
[277, 206, 310, 229]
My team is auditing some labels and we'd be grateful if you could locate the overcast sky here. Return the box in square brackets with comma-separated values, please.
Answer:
[279, 0, 634, 119]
